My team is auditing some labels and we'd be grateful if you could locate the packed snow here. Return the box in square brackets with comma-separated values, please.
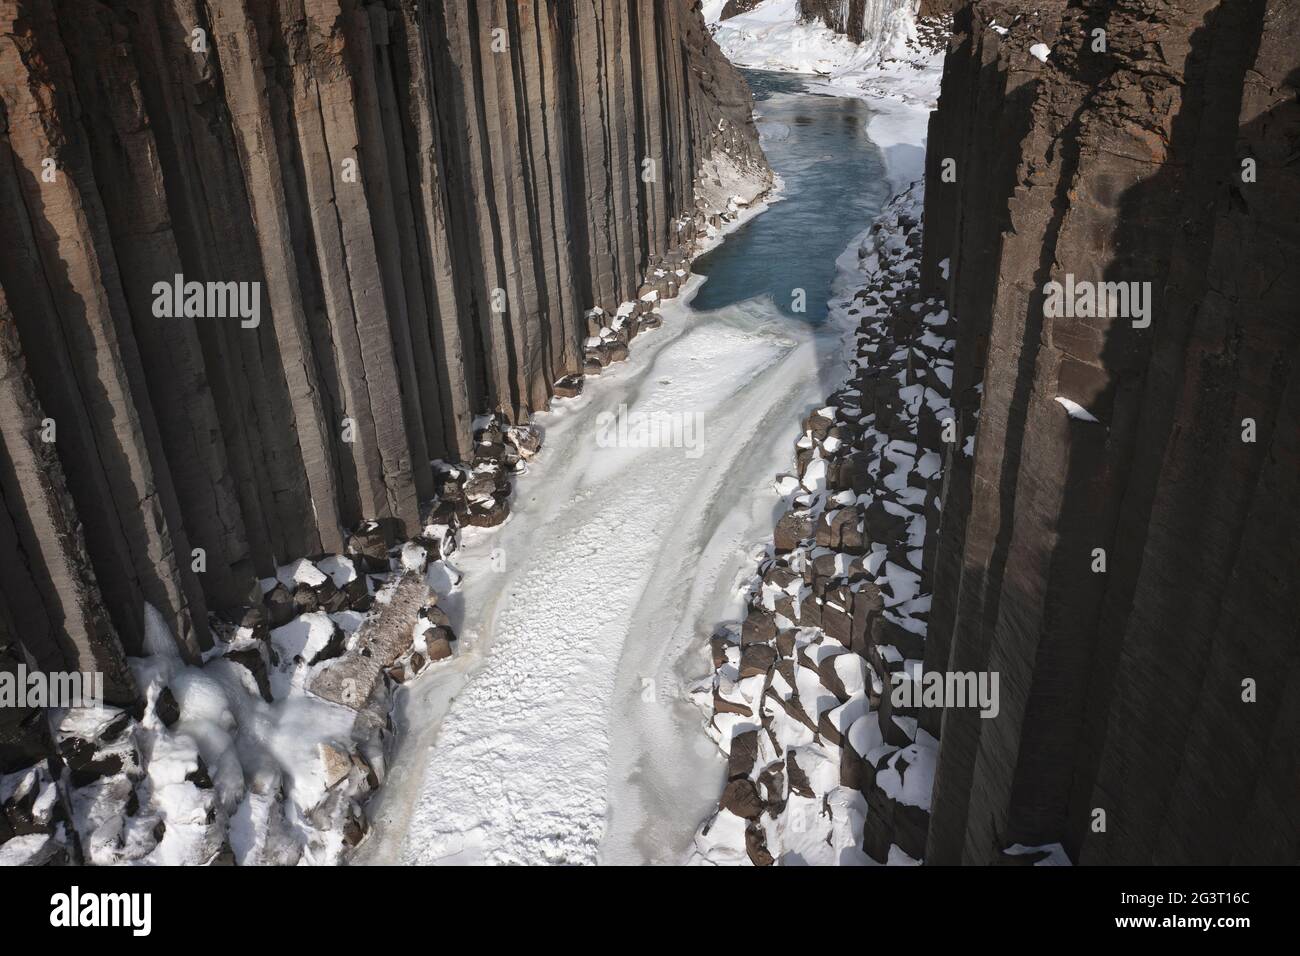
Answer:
[357, 285, 843, 864]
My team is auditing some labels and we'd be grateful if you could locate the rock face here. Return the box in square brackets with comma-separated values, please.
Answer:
[696, 0, 1293, 868]
[797, 0, 926, 44]
[719, 0, 764, 20]
[919, 0, 1299, 864]
[799, 0, 866, 42]
[0, 0, 766, 675]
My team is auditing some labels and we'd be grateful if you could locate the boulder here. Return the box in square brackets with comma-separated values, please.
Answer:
[346, 519, 401, 572]
[745, 824, 775, 866]
[344, 577, 373, 612]
[263, 584, 295, 628]
[154, 687, 181, 728]
[463, 497, 510, 528]
[739, 643, 776, 678]
[740, 608, 777, 646]
[727, 730, 759, 780]
[224, 648, 274, 703]
[553, 374, 584, 399]
[291, 583, 319, 615]
[719, 779, 763, 819]
[774, 510, 814, 552]
[423, 629, 455, 662]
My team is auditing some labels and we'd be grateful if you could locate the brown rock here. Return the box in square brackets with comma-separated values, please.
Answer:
[740, 608, 777, 646]
[720, 779, 764, 819]
[745, 824, 775, 866]
[774, 510, 814, 552]
[739, 644, 776, 679]
[728, 730, 759, 780]
[424, 632, 454, 662]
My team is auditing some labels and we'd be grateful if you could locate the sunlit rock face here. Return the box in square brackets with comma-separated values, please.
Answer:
[0, 0, 768, 662]
[0, 0, 772, 863]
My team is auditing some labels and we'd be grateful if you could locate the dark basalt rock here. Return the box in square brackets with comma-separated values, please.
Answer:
[739, 644, 777, 679]
[463, 498, 510, 529]
[224, 649, 274, 704]
[66, 749, 125, 789]
[186, 755, 214, 790]
[154, 688, 181, 728]
[263, 585, 296, 629]
[423, 631, 454, 663]
[745, 825, 775, 866]
[728, 730, 760, 781]
[552, 375, 584, 399]
[307, 625, 348, 668]
[919, 0, 1300, 865]
[0, 0, 771, 861]
[346, 521, 400, 574]
[774, 510, 815, 552]
[291, 584, 319, 616]
[344, 578, 373, 613]
[418, 604, 451, 631]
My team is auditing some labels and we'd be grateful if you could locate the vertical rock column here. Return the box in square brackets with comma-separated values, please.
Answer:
[920, 0, 1299, 865]
[0, 0, 207, 658]
[0, 287, 136, 705]
[0, 0, 767, 711]
[125, 0, 324, 576]
[56, 0, 255, 613]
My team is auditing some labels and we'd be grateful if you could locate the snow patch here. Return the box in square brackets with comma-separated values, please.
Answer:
[1055, 396, 1100, 423]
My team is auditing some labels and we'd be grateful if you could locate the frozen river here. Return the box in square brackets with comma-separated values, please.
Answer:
[355, 74, 888, 865]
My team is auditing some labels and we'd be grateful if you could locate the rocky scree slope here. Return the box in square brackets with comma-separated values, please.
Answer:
[0, 0, 769, 863]
[692, 187, 956, 866]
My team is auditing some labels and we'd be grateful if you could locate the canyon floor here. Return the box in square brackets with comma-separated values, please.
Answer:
[356, 66, 940, 865]
[362, 284, 834, 865]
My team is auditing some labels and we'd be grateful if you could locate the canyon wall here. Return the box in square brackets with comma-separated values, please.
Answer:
[0, 0, 766, 718]
[797, 0, 922, 45]
[920, 0, 1298, 864]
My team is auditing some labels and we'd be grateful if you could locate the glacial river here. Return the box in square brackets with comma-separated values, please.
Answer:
[355, 72, 889, 865]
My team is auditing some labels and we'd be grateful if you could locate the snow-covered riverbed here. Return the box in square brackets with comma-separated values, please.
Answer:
[362, 287, 836, 865]
[356, 48, 940, 865]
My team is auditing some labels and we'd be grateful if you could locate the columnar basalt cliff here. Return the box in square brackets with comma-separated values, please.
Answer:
[920, 0, 1298, 864]
[0, 0, 770, 862]
[694, 0, 1294, 867]
[0, 0, 765, 699]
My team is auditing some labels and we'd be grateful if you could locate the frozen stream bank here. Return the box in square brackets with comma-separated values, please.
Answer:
[357, 76, 889, 865]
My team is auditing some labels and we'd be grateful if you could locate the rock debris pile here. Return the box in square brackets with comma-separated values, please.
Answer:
[692, 186, 961, 865]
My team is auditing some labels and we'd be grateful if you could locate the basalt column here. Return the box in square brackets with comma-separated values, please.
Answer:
[920, 0, 1298, 865]
[0, 0, 765, 701]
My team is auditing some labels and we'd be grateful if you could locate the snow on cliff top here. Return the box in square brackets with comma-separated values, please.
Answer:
[706, 0, 919, 74]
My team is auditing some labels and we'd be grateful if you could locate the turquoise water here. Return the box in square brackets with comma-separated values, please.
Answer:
[688, 69, 891, 323]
